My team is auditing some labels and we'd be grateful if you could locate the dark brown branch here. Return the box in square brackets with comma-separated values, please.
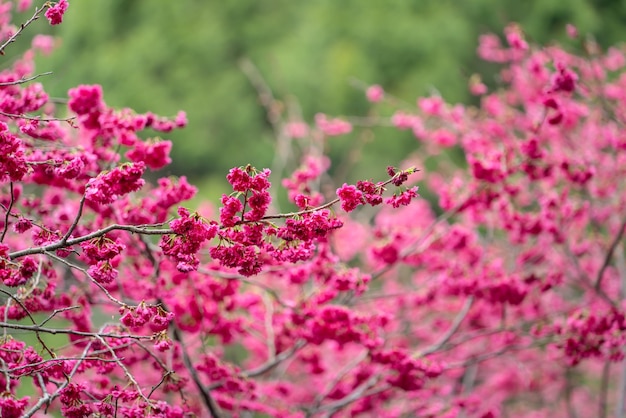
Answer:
[171, 326, 223, 417]
[60, 195, 86, 244]
[595, 215, 626, 291]
[0, 182, 15, 242]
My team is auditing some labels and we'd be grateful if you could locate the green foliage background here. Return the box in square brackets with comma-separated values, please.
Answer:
[28, 0, 626, 199]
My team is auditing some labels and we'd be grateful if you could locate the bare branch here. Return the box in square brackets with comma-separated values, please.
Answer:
[9, 223, 173, 260]
[0, 71, 52, 86]
[0, 182, 15, 242]
[171, 326, 223, 417]
[242, 339, 306, 379]
[0, 6, 46, 56]
[0, 321, 153, 340]
[44, 251, 129, 308]
[595, 215, 626, 291]
[60, 195, 86, 244]
[0, 110, 76, 123]
[417, 297, 474, 357]
[315, 375, 380, 416]
[93, 333, 154, 406]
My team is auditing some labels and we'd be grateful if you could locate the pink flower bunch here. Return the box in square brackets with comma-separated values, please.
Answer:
[315, 113, 353, 136]
[160, 207, 218, 272]
[1, 6, 625, 416]
[126, 138, 172, 170]
[80, 235, 125, 283]
[282, 155, 329, 207]
[337, 167, 418, 211]
[84, 162, 146, 204]
[68, 84, 103, 116]
[0, 394, 29, 418]
[0, 122, 28, 182]
[45, 0, 69, 25]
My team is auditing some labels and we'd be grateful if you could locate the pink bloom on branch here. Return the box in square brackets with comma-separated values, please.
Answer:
[469, 74, 488, 95]
[366, 84, 384, 102]
[284, 121, 309, 138]
[45, 0, 69, 25]
[418, 96, 446, 116]
[84, 162, 146, 204]
[18, 0, 33, 12]
[56, 156, 85, 179]
[0, 395, 29, 418]
[550, 63, 577, 93]
[13, 217, 32, 233]
[315, 113, 352, 136]
[566, 24, 578, 39]
[337, 183, 364, 212]
[87, 260, 118, 284]
[385, 186, 419, 208]
[174, 110, 187, 128]
[391, 111, 420, 130]
[31, 35, 56, 55]
[126, 139, 173, 170]
[504, 24, 528, 52]
[68, 84, 103, 116]
[0, 122, 28, 182]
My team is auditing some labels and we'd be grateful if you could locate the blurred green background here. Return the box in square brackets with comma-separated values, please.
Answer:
[21, 0, 626, 200]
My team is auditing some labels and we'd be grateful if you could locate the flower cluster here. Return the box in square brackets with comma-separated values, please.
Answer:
[84, 162, 146, 204]
[337, 167, 419, 211]
[315, 113, 353, 136]
[0, 7, 624, 418]
[45, 0, 68, 25]
[160, 207, 218, 272]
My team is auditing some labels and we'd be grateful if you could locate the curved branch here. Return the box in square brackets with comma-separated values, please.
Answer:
[0, 6, 46, 55]
[9, 224, 173, 260]
[417, 297, 474, 357]
[595, 215, 626, 291]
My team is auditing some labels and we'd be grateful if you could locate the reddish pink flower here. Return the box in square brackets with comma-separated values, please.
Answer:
[337, 183, 364, 212]
[45, 0, 68, 25]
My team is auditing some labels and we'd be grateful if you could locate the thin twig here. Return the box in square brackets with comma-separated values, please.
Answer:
[147, 370, 174, 399]
[0, 71, 52, 86]
[0, 182, 14, 242]
[3, 355, 121, 374]
[563, 244, 618, 309]
[60, 195, 86, 244]
[259, 169, 415, 221]
[417, 297, 474, 357]
[0, 6, 46, 55]
[595, 215, 626, 291]
[310, 350, 369, 412]
[0, 287, 55, 358]
[171, 326, 223, 417]
[242, 339, 306, 378]
[9, 224, 173, 259]
[0, 321, 153, 340]
[94, 333, 154, 406]
[0, 111, 76, 123]
[44, 251, 129, 308]
[599, 360, 610, 418]
[22, 337, 95, 417]
[315, 375, 380, 416]
[39, 305, 81, 327]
